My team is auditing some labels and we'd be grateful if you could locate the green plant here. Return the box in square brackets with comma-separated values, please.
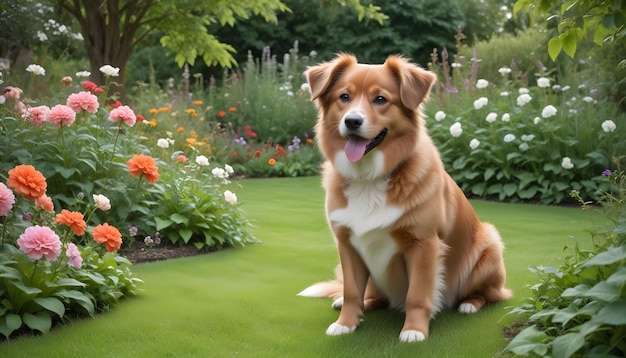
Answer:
[505, 157, 626, 357]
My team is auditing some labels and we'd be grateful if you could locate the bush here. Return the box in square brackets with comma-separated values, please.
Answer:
[505, 157, 626, 357]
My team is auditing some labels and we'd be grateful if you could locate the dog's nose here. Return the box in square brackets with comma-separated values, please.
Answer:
[344, 114, 363, 130]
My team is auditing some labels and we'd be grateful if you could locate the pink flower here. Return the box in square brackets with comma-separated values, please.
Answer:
[66, 91, 100, 114]
[24, 105, 50, 126]
[65, 243, 83, 269]
[46, 104, 77, 127]
[17, 225, 62, 261]
[35, 194, 54, 213]
[0, 183, 15, 216]
[92, 194, 111, 211]
[109, 105, 136, 127]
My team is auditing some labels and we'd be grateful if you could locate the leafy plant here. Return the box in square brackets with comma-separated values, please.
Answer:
[505, 157, 626, 357]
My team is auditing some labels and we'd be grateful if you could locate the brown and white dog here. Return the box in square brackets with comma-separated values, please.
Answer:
[298, 54, 512, 343]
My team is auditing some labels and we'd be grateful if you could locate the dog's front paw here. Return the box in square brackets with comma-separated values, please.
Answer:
[326, 322, 357, 336]
[458, 302, 478, 314]
[399, 330, 426, 343]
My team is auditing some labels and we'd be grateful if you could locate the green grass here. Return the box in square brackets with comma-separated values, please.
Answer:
[0, 177, 603, 357]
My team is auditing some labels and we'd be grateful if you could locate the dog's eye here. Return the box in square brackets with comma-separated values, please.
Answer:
[340, 93, 350, 103]
[373, 96, 387, 105]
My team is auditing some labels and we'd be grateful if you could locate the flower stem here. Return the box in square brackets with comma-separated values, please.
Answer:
[124, 174, 144, 223]
[110, 120, 123, 163]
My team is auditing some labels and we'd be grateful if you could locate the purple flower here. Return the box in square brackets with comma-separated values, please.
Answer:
[128, 226, 138, 237]
[144, 236, 154, 245]
[22, 212, 32, 222]
[602, 169, 612, 176]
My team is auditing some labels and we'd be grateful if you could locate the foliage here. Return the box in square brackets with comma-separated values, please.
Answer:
[427, 31, 625, 204]
[514, 0, 625, 61]
[505, 157, 626, 357]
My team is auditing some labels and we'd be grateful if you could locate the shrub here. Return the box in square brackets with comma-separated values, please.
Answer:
[505, 157, 626, 357]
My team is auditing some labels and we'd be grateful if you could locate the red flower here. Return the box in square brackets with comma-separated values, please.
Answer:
[111, 100, 123, 109]
[232, 151, 238, 157]
[217, 110, 226, 118]
[229, 106, 237, 112]
[81, 80, 98, 92]
[136, 114, 145, 122]
[244, 125, 257, 139]
[255, 150, 261, 158]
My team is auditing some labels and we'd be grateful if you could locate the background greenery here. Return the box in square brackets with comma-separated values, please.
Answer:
[0, 177, 605, 356]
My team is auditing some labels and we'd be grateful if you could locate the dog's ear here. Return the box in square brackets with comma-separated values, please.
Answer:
[305, 54, 357, 101]
[385, 56, 436, 110]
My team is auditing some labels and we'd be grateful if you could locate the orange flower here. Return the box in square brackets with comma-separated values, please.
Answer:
[229, 106, 237, 112]
[7, 164, 47, 200]
[268, 158, 276, 166]
[186, 137, 198, 146]
[232, 151, 238, 157]
[148, 118, 158, 127]
[306, 138, 314, 144]
[177, 126, 185, 133]
[127, 154, 159, 183]
[185, 108, 198, 117]
[149, 108, 159, 115]
[255, 150, 261, 158]
[35, 194, 54, 213]
[54, 209, 86, 236]
[217, 110, 226, 118]
[92, 223, 122, 252]
[193, 100, 203, 106]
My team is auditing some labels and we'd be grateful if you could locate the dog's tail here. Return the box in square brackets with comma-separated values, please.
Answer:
[297, 265, 343, 301]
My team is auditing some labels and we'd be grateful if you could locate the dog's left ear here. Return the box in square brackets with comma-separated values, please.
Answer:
[385, 56, 437, 110]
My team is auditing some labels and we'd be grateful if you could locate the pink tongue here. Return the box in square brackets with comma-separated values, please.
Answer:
[345, 136, 368, 162]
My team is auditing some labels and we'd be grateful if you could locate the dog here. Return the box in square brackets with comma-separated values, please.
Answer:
[298, 54, 512, 343]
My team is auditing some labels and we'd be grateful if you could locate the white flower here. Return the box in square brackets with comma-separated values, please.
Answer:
[435, 111, 446, 121]
[534, 117, 541, 125]
[521, 134, 535, 142]
[309, 50, 318, 58]
[223, 190, 238, 205]
[212, 167, 228, 179]
[36, 31, 48, 42]
[552, 84, 561, 91]
[92, 194, 111, 211]
[300, 83, 310, 92]
[498, 67, 511, 75]
[519, 87, 529, 94]
[541, 105, 558, 118]
[503, 134, 516, 143]
[195, 155, 209, 166]
[476, 79, 489, 89]
[501, 113, 510, 122]
[516, 93, 532, 106]
[473, 97, 488, 110]
[0, 96, 4, 104]
[75, 71, 91, 77]
[561, 157, 574, 169]
[561, 85, 570, 92]
[500, 91, 509, 97]
[224, 164, 234, 174]
[451, 62, 462, 68]
[582, 96, 594, 103]
[157, 138, 169, 149]
[449, 122, 463, 137]
[486, 112, 498, 123]
[469, 138, 480, 150]
[601, 120, 616, 133]
[26, 64, 46, 76]
[99, 65, 120, 77]
[537, 77, 551, 88]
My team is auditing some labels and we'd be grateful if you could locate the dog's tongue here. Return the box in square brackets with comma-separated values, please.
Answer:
[345, 136, 368, 162]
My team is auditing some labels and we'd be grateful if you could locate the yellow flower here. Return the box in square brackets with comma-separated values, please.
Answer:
[186, 138, 198, 146]
[148, 118, 158, 127]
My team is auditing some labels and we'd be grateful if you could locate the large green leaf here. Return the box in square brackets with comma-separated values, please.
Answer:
[593, 299, 626, 325]
[552, 331, 585, 358]
[584, 246, 626, 267]
[23, 311, 52, 334]
[0, 313, 22, 338]
[506, 325, 549, 356]
[34, 297, 65, 317]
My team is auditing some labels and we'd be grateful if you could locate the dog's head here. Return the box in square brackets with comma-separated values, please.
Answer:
[306, 54, 436, 175]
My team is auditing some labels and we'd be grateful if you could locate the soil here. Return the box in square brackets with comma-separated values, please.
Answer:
[121, 240, 222, 264]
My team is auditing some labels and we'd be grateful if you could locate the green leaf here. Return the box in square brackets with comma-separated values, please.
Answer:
[0, 313, 22, 338]
[56, 290, 95, 316]
[23, 311, 52, 334]
[562, 284, 590, 297]
[552, 332, 585, 358]
[170, 213, 189, 225]
[155, 217, 174, 231]
[506, 325, 549, 356]
[584, 246, 626, 266]
[503, 183, 517, 197]
[582, 281, 620, 302]
[180, 229, 193, 243]
[34, 297, 65, 317]
[561, 31, 578, 58]
[484, 167, 495, 181]
[593, 299, 626, 325]
[548, 37, 562, 60]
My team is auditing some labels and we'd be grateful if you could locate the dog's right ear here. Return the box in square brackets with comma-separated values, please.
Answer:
[305, 54, 357, 101]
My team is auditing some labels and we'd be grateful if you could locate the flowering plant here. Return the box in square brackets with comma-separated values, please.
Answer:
[0, 164, 141, 339]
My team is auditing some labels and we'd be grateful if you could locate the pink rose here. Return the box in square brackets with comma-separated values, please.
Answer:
[46, 104, 77, 127]
[65, 243, 83, 269]
[66, 91, 99, 114]
[0, 183, 15, 216]
[17, 225, 62, 261]
[109, 105, 136, 127]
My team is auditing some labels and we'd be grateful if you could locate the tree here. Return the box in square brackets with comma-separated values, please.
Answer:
[513, 0, 625, 60]
[55, 0, 385, 99]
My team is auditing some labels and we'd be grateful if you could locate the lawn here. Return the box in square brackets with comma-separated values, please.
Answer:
[0, 176, 602, 357]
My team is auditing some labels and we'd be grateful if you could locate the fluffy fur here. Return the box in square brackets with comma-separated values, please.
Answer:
[298, 54, 512, 343]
